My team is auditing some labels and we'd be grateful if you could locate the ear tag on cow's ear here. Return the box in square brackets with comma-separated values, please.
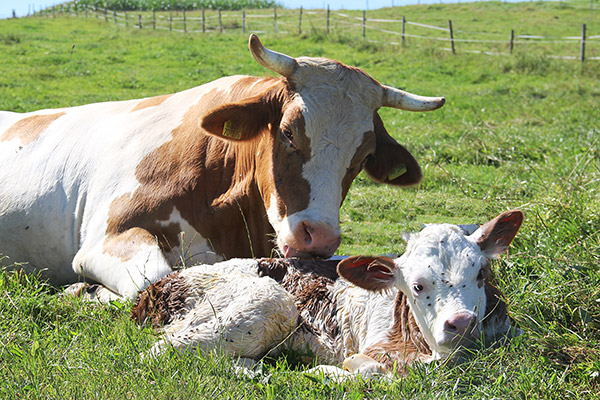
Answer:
[222, 120, 243, 140]
[388, 164, 407, 181]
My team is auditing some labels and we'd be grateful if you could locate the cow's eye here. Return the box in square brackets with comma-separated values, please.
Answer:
[280, 128, 294, 147]
[476, 268, 484, 281]
[413, 284, 424, 294]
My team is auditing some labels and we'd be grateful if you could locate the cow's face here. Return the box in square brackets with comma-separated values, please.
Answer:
[338, 210, 523, 357]
[202, 35, 445, 258]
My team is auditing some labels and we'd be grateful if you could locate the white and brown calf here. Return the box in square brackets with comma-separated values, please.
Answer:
[132, 210, 523, 378]
[0, 35, 444, 299]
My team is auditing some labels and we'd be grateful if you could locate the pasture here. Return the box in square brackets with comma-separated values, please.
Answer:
[0, 2, 599, 398]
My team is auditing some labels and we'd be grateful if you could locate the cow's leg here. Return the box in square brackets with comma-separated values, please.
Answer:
[63, 282, 127, 302]
[73, 228, 173, 300]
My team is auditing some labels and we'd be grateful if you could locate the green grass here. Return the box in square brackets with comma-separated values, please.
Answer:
[1, 2, 599, 398]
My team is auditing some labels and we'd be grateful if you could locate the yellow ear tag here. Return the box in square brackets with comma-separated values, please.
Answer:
[222, 120, 242, 140]
[388, 164, 407, 181]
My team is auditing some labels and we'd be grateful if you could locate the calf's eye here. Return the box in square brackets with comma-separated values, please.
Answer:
[280, 128, 294, 146]
[413, 284, 424, 293]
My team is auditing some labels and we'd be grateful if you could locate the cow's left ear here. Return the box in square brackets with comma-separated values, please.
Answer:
[200, 94, 274, 141]
[363, 112, 422, 186]
[337, 256, 397, 291]
[471, 210, 524, 258]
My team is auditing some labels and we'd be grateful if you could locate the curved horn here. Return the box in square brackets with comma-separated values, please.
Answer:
[382, 85, 445, 111]
[248, 34, 297, 78]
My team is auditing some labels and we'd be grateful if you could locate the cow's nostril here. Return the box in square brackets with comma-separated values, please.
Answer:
[444, 321, 458, 333]
[302, 223, 314, 246]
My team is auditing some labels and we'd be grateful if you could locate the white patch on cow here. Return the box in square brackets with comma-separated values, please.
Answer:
[159, 208, 223, 267]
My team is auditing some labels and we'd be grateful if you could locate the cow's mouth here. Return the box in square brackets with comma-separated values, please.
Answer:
[282, 245, 334, 259]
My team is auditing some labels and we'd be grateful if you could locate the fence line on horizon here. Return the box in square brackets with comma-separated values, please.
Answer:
[31, 4, 600, 61]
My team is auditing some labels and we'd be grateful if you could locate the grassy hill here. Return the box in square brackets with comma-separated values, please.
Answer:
[0, 2, 599, 398]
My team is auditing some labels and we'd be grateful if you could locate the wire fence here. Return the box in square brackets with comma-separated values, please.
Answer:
[31, 3, 600, 62]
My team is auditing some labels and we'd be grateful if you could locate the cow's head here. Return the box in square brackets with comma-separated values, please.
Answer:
[201, 35, 444, 258]
[337, 210, 523, 358]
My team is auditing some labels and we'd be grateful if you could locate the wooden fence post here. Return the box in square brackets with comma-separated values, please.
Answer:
[448, 19, 456, 54]
[219, 9, 223, 33]
[581, 23, 586, 62]
[202, 9, 206, 33]
[153, 11, 156, 30]
[510, 29, 514, 54]
[104, 7, 108, 22]
[274, 7, 278, 34]
[326, 5, 330, 34]
[138, 14, 142, 29]
[401, 16, 406, 47]
[298, 7, 303, 35]
[183, 9, 187, 33]
[125, 12, 128, 28]
[113, 10, 116, 24]
[169, 12, 172, 32]
[242, 10, 246, 34]
[362, 10, 366, 38]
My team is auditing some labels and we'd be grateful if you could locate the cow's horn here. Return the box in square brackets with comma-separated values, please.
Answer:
[382, 85, 445, 111]
[249, 34, 297, 78]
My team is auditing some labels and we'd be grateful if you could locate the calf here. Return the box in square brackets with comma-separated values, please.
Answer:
[131, 210, 523, 377]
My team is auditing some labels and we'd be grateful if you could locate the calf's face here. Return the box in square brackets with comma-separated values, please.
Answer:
[338, 210, 523, 357]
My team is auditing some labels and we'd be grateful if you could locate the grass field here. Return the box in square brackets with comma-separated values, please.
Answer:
[0, 2, 599, 398]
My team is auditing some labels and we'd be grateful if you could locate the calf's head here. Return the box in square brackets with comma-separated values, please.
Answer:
[200, 35, 444, 258]
[337, 210, 523, 357]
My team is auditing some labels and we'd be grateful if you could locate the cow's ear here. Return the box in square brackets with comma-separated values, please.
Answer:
[364, 112, 422, 186]
[200, 94, 273, 141]
[471, 210, 524, 258]
[337, 256, 397, 291]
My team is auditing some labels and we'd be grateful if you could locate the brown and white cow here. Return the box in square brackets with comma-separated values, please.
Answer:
[0, 35, 444, 299]
[132, 210, 523, 378]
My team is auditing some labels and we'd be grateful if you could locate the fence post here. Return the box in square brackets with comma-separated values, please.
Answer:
[274, 7, 278, 34]
[242, 10, 246, 34]
[169, 12, 172, 31]
[448, 19, 456, 54]
[153, 10, 156, 30]
[202, 9, 206, 33]
[113, 10, 116, 24]
[298, 7, 303, 35]
[326, 5, 330, 34]
[401, 16, 406, 47]
[362, 10, 366, 38]
[104, 7, 108, 22]
[138, 14, 142, 29]
[125, 12, 128, 28]
[581, 23, 586, 62]
[183, 9, 187, 33]
[219, 9, 223, 33]
[510, 29, 514, 54]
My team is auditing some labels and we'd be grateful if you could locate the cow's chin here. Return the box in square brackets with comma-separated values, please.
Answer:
[281, 245, 332, 259]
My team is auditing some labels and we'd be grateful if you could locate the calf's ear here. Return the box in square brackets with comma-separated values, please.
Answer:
[201, 94, 274, 141]
[364, 112, 422, 186]
[337, 256, 397, 291]
[471, 210, 524, 258]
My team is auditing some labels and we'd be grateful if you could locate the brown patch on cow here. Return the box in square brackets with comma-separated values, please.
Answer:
[106, 77, 295, 260]
[364, 112, 422, 186]
[257, 258, 340, 338]
[131, 273, 189, 328]
[1, 112, 65, 145]
[131, 94, 172, 112]
[363, 291, 432, 375]
[340, 131, 376, 202]
[102, 227, 158, 261]
[271, 106, 311, 217]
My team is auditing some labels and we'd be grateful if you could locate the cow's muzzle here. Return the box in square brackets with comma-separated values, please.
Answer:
[283, 220, 341, 258]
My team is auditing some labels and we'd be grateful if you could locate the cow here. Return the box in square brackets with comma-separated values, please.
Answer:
[131, 210, 523, 378]
[0, 34, 445, 300]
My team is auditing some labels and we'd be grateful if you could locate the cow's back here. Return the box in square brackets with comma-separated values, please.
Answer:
[0, 76, 247, 283]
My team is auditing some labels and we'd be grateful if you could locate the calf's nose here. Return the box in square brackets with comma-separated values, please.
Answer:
[443, 312, 478, 338]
